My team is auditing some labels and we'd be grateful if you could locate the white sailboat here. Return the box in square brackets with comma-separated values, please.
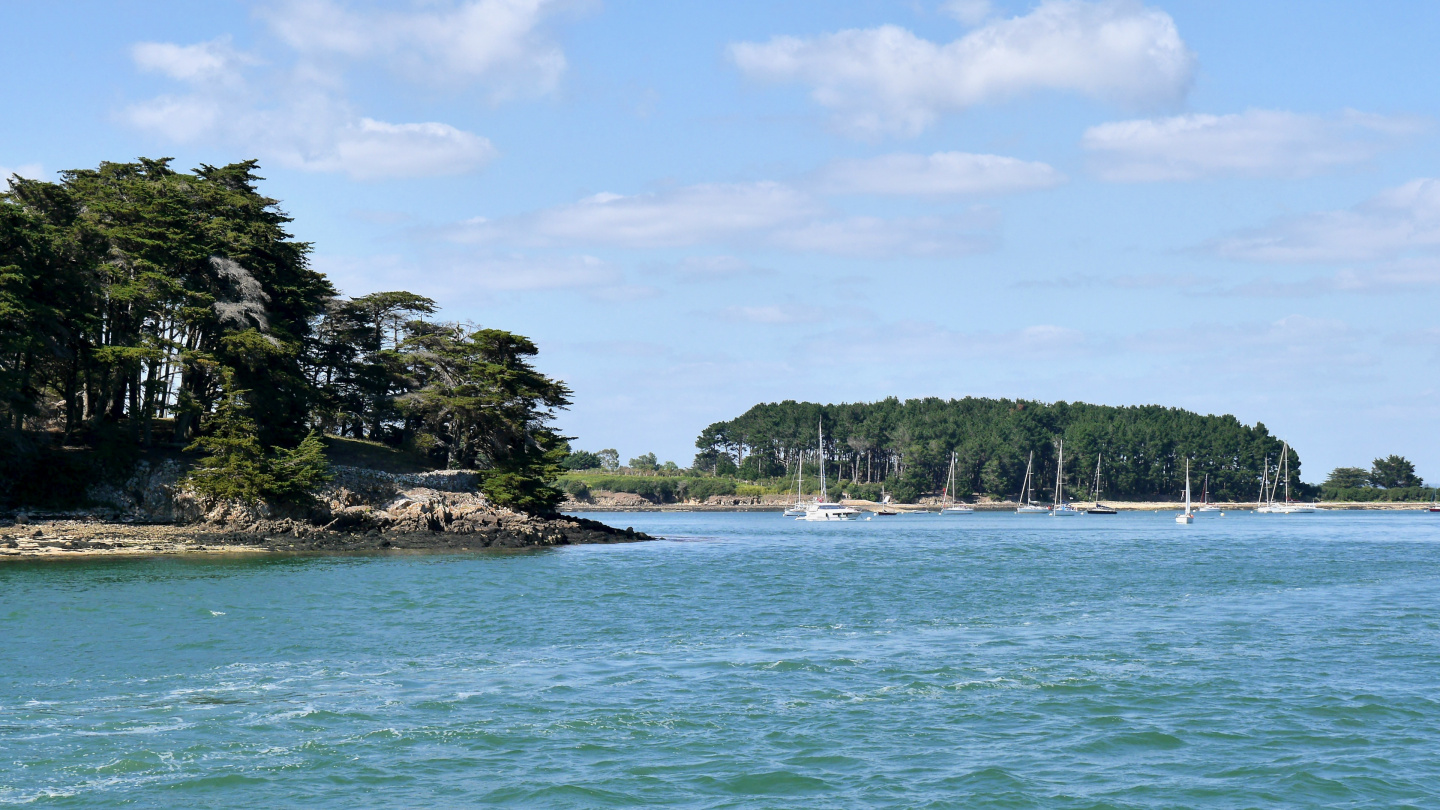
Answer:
[1255, 442, 1317, 514]
[940, 452, 974, 515]
[1176, 459, 1194, 523]
[1051, 440, 1080, 516]
[1085, 453, 1117, 515]
[1016, 451, 1049, 513]
[783, 451, 807, 517]
[799, 421, 860, 521]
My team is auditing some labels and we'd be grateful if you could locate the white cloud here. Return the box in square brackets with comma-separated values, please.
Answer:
[1213, 178, 1440, 263]
[653, 256, 777, 283]
[124, 64, 496, 179]
[447, 181, 1000, 257]
[259, 0, 570, 98]
[941, 0, 994, 26]
[124, 1, 576, 178]
[730, 0, 1194, 137]
[132, 38, 250, 85]
[451, 182, 821, 248]
[815, 151, 1064, 195]
[1084, 109, 1423, 182]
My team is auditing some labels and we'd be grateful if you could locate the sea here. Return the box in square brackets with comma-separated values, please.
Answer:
[2, 510, 1439, 808]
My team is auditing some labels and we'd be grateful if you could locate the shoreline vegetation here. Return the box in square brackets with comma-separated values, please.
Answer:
[0, 157, 621, 550]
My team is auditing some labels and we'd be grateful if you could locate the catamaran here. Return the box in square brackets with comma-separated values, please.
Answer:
[798, 421, 860, 521]
[1051, 440, 1081, 516]
[783, 451, 807, 517]
[1195, 473, 1221, 515]
[1176, 459, 1195, 524]
[1255, 442, 1317, 514]
[1016, 451, 1048, 513]
[940, 452, 974, 514]
[1085, 453, 1116, 514]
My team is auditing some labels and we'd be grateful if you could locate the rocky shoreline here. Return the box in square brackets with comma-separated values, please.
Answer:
[0, 463, 652, 560]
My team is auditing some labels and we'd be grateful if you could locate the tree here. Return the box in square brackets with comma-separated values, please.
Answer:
[1371, 455, 1422, 489]
[597, 448, 620, 471]
[184, 374, 332, 505]
[1325, 467, 1371, 489]
[562, 449, 603, 470]
[628, 452, 658, 471]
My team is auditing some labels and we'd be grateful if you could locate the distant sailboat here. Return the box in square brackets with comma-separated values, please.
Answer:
[1085, 453, 1117, 515]
[1176, 459, 1194, 524]
[1255, 442, 1317, 514]
[1430, 488, 1440, 513]
[783, 451, 807, 517]
[1195, 473, 1221, 515]
[940, 452, 974, 515]
[1051, 440, 1080, 516]
[1016, 451, 1048, 514]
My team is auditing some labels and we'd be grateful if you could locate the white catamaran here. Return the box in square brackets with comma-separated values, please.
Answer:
[1051, 440, 1080, 516]
[798, 421, 860, 521]
[1016, 451, 1048, 513]
[940, 452, 974, 515]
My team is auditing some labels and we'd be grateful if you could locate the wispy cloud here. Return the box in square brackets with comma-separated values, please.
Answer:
[730, 0, 1194, 137]
[1084, 109, 1424, 182]
[813, 151, 1064, 195]
[444, 181, 1000, 257]
[1211, 178, 1440, 263]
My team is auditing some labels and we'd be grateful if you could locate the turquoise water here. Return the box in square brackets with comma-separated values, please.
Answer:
[3, 511, 1440, 808]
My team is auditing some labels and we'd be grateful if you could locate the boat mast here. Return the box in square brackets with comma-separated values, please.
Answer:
[1184, 459, 1192, 514]
[1055, 440, 1065, 507]
[1281, 442, 1290, 503]
[1093, 453, 1103, 504]
[818, 420, 827, 502]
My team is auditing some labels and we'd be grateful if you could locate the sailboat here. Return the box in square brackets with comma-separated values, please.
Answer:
[1429, 488, 1440, 513]
[1085, 453, 1116, 514]
[799, 421, 860, 521]
[1176, 459, 1195, 523]
[1195, 473, 1221, 515]
[1015, 451, 1048, 514]
[874, 487, 899, 516]
[1255, 442, 1317, 514]
[783, 451, 807, 517]
[940, 452, 975, 514]
[1051, 440, 1080, 516]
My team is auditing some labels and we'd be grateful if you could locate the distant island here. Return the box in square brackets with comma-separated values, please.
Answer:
[559, 399, 1432, 508]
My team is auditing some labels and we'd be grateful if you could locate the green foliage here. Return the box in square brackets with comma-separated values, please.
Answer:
[696, 398, 1303, 501]
[597, 448, 619, 471]
[1325, 467, 1371, 489]
[557, 474, 737, 503]
[562, 449, 603, 470]
[1321, 485, 1434, 503]
[1371, 455, 1423, 489]
[183, 384, 274, 504]
[628, 452, 658, 471]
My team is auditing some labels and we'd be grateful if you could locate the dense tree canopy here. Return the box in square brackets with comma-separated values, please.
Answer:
[0, 158, 571, 512]
[1370, 455, 1423, 489]
[696, 398, 1302, 502]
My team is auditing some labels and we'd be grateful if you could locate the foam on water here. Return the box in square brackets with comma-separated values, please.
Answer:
[2, 511, 1439, 807]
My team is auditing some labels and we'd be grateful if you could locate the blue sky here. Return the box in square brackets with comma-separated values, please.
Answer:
[4, 0, 1439, 481]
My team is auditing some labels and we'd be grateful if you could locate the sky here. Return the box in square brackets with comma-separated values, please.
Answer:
[3, 0, 1439, 481]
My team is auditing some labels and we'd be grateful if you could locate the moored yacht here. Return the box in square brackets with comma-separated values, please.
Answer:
[1255, 443, 1319, 514]
[1016, 451, 1049, 513]
[1051, 440, 1080, 516]
[939, 452, 974, 515]
[1195, 474, 1222, 515]
[1084, 453, 1117, 514]
[782, 451, 807, 517]
[1176, 459, 1195, 524]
